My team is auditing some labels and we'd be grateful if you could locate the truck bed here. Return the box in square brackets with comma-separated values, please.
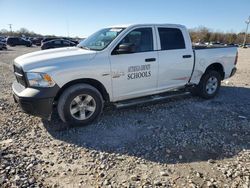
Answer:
[193, 45, 237, 50]
[189, 46, 237, 84]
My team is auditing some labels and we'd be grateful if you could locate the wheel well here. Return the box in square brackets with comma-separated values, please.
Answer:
[54, 79, 110, 102]
[205, 63, 225, 79]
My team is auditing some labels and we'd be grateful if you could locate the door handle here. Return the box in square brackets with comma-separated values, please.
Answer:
[145, 58, 156, 62]
[182, 55, 192, 58]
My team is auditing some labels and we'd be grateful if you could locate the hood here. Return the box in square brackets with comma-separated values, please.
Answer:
[14, 47, 97, 72]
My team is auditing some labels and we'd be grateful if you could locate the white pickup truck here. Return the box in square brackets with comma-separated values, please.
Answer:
[12, 24, 238, 126]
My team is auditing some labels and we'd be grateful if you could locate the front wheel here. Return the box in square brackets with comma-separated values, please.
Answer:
[57, 84, 104, 126]
[196, 70, 221, 99]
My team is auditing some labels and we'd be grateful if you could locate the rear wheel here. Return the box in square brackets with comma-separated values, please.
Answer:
[57, 84, 104, 126]
[196, 70, 221, 99]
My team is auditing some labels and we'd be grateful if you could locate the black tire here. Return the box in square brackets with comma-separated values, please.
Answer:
[196, 70, 221, 99]
[57, 84, 104, 126]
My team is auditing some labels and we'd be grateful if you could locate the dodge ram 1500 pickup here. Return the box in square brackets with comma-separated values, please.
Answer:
[12, 24, 238, 126]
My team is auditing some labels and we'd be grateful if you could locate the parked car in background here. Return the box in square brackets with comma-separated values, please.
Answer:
[0, 41, 7, 50]
[0, 36, 7, 43]
[41, 39, 76, 50]
[6, 37, 32, 47]
[243, 44, 250, 48]
[224, 43, 238, 47]
[41, 37, 58, 45]
[42, 37, 79, 45]
[69, 39, 79, 45]
[209, 42, 224, 46]
[31, 37, 43, 46]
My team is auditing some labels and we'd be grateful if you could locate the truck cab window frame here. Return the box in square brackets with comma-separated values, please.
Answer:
[158, 28, 186, 50]
[112, 27, 154, 55]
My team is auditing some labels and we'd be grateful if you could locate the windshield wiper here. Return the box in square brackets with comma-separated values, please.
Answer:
[78, 45, 90, 50]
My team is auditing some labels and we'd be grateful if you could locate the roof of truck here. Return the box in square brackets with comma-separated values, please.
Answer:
[109, 23, 186, 28]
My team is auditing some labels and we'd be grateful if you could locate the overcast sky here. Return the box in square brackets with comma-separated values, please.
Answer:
[0, 0, 249, 37]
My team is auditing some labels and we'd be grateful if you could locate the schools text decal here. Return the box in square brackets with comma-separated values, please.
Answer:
[127, 64, 151, 80]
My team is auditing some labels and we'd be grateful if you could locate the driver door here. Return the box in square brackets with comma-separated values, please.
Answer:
[109, 27, 158, 101]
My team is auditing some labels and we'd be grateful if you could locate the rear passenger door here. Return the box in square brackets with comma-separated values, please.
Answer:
[156, 27, 194, 89]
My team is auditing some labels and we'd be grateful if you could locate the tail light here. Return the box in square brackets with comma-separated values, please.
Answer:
[234, 51, 238, 65]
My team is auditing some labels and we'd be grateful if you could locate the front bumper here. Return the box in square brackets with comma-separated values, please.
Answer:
[12, 81, 59, 119]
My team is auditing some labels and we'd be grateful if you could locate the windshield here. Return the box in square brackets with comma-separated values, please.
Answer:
[77, 27, 125, 51]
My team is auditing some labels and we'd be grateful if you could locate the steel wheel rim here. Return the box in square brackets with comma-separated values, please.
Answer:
[70, 94, 96, 120]
[206, 76, 218, 95]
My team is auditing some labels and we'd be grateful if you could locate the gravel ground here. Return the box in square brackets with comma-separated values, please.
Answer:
[0, 46, 250, 188]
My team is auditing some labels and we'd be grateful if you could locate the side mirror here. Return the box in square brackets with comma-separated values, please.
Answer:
[115, 43, 136, 54]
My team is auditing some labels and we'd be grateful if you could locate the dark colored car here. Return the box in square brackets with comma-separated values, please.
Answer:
[41, 39, 76, 50]
[66, 38, 80, 45]
[0, 37, 6, 43]
[41, 37, 58, 45]
[69, 39, 79, 44]
[42, 37, 80, 45]
[31, 37, 43, 46]
[6, 37, 32, 47]
[0, 42, 7, 50]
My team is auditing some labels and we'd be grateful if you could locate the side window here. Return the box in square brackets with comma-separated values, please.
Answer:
[117, 28, 153, 53]
[63, 41, 70, 45]
[158, 28, 185, 50]
[54, 40, 61, 45]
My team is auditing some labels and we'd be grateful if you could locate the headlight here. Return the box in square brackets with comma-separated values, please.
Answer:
[26, 72, 55, 87]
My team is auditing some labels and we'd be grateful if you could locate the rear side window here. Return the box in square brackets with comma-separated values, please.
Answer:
[63, 41, 70, 45]
[54, 40, 61, 45]
[158, 28, 185, 50]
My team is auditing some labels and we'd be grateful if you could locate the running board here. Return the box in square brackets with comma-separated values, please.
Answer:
[114, 91, 191, 108]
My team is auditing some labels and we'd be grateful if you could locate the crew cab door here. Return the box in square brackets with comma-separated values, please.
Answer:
[109, 27, 158, 101]
[156, 27, 194, 89]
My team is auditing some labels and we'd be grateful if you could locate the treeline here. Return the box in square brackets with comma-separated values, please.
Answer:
[0, 28, 56, 38]
[1, 27, 249, 44]
[189, 26, 249, 44]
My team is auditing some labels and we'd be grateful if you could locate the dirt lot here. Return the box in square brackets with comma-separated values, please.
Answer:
[0, 46, 250, 188]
